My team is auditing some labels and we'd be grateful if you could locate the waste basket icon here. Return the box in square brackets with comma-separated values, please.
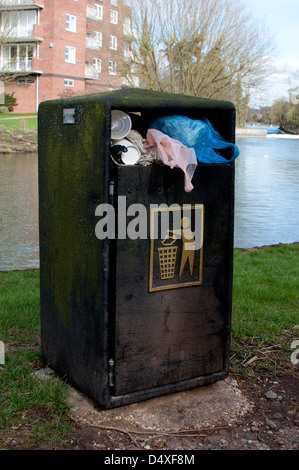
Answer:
[38, 88, 236, 409]
[158, 239, 178, 280]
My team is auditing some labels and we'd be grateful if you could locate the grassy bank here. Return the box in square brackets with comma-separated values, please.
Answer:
[0, 270, 72, 448]
[232, 244, 298, 372]
[0, 114, 37, 153]
[0, 244, 298, 449]
[0, 114, 37, 132]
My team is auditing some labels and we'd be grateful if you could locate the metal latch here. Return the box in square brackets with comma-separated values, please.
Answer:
[108, 358, 114, 387]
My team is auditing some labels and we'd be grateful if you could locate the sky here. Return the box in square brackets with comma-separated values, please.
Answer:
[247, 0, 299, 107]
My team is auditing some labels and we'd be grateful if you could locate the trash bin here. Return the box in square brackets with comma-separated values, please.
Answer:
[38, 88, 236, 409]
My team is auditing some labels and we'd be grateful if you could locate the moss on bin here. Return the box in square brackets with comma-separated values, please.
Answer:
[38, 98, 108, 326]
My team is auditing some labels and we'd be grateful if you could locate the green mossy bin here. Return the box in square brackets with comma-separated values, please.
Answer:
[38, 88, 236, 408]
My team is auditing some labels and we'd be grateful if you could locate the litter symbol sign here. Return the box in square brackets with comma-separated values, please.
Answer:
[149, 205, 204, 292]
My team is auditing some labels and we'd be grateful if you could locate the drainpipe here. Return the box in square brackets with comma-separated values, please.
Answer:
[36, 75, 39, 113]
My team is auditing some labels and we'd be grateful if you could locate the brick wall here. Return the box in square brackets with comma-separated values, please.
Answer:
[5, 77, 38, 114]
[2, 0, 132, 113]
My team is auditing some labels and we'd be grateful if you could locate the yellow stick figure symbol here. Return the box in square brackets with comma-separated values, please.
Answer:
[168, 216, 195, 277]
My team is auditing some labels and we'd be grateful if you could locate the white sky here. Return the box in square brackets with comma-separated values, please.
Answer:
[248, 0, 299, 107]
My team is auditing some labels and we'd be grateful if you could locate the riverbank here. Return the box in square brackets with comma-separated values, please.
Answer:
[0, 127, 37, 153]
[236, 127, 267, 137]
[0, 126, 296, 154]
[236, 127, 299, 138]
[0, 244, 298, 450]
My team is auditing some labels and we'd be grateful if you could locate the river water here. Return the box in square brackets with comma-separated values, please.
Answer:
[235, 134, 299, 248]
[0, 135, 299, 270]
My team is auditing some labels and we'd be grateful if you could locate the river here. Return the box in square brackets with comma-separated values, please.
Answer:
[235, 134, 299, 248]
[0, 134, 299, 270]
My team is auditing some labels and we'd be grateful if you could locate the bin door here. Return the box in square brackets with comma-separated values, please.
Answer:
[111, 164, 233, 396]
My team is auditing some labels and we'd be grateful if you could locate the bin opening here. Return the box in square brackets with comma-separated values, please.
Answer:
[110, 109, 239, 192]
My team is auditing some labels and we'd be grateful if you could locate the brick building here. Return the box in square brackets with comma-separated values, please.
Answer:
[0, 0, 133, 113]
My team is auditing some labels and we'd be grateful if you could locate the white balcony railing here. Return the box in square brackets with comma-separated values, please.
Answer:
[86, 6, 103, 21]
[122, 76, 139, 87]
[0, 58, 33, 72]
[0, 0, 41, 7]
[86, 37, 101, 49]
[5, 28, 34, 38]
[85, 65, 98, 79]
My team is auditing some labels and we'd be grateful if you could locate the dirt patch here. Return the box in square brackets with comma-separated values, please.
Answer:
[62, 367, 298, 451]
[2, 361, 298, 451]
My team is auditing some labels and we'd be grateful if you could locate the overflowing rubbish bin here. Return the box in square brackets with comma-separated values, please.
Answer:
[38, 88, 237, 408]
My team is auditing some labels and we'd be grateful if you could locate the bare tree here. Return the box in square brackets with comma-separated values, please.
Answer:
[122, 0, 274, 110]
[288, 69, 299, 98]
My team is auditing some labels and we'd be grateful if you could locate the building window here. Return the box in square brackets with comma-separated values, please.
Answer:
[87, 3, 103, 21]
[93, 58, 101, 73]
[64, 79, 74, 86]
[95, 4, 103, 20]
[123, 17, 131, 36]
[66, 14, 76, 32]
[108, 60, 116, 75]
[94, 31, 102, 47]
[2, 10, 37, 38]
[110, 9, 118, 24]
[17, 77, 35, 85]
[123, 41, 130, 59]
[65, 46, 76, 64]
[109, 35, 117, 50]
[1, 44, 35, 71]
[111, 0, 118, 6]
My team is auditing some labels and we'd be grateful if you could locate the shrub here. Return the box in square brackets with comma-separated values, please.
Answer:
[0, 105, 9, 113]
[4, 92, 17, 112]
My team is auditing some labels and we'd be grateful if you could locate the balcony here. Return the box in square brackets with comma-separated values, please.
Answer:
[86, 36, 101, 50]
[0, 1, 44, 11]
[85, 65, 98, 80]
[122, 76, 139, 87]
[86, 6, 102, 21]
[0, 56, 42, 74]
[4, 24, 43, 42]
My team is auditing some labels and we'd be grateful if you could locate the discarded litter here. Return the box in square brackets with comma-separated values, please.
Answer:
[111, 138, 140, 165]
[110, 111, 239, 192]
[111, 110, 132, 140]
[145, 128, 197, 192]
[150, 115, 239, 164]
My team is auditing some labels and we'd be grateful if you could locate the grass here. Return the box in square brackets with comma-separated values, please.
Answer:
[0, 244, 298, 448]
[0, 270, 73, 449]
[0, 113, 37, 131]
[232, 244, 299, 372]
[232, 244, 298, 342]
[0, 114, 37, 118]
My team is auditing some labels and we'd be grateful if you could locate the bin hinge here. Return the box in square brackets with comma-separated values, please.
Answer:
[108, 358, 115, 387]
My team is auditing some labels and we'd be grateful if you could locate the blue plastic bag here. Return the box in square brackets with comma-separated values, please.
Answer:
[150, 115, 239, 164]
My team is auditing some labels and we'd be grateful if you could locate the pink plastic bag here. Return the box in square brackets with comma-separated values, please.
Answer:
[146, 129, 197, 192]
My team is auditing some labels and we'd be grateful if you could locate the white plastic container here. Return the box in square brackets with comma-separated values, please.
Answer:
[111, 138, 141, 165]
[111, 110, 132, 140]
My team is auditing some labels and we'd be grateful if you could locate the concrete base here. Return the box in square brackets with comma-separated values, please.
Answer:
[66, 377, 253, 433]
